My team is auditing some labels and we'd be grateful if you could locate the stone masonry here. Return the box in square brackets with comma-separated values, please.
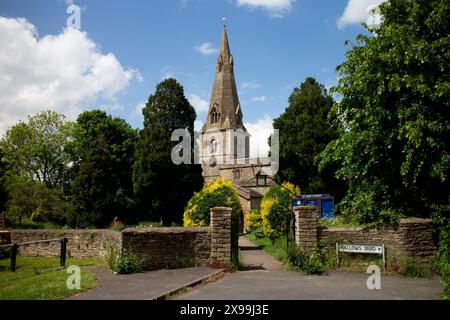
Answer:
[294, 206, 438, 262]
[209, 207, 232, 268]
[7, 206, 235, 270]
[294, 206, 318, 252]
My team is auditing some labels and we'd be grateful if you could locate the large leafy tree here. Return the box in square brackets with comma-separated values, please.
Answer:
[273, 77, 343, 196]
[319, 0, 450, 224]
[0, 111, 74, 189]
[0, 147, 9, 213]
[133, 79, 203, 225]
[69, 110, 138, 228]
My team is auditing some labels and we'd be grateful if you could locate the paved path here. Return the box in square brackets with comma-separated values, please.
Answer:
[239, 237, 283, 271]
[68, 266, 221, 300]
[176, 270, 442, 300]
[176, 236, 443, 300]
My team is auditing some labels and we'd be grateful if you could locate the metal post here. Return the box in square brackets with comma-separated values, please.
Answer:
[10, 243, 18, 272]
[60, 238, 68, 267]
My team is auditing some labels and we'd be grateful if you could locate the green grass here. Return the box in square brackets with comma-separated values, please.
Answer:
[0, 256, 102, 300]
[245, 232, 289, 266]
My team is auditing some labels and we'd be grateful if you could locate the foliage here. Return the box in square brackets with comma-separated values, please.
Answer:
[69, 110, 138, 228]
[5, 176, 70, 225]
[0, 147, 9, 213]
[133, 79, 203, 226]
[318, 0, 450, 224]
[273, 77, 344, 197]
[434, 212, 450, 300]
[184, 177, 241, 227]
[0, 257, 99, 300]
[398, 257, 433, 278]
[0, 111, 74, 189]
[260, 182, 300, 241]
[287, 244, 328, 275]
[245, 209, 262, 232]
[110, 251, 141, 274]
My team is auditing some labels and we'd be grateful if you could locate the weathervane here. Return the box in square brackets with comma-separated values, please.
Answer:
[222, 17, 227, 26]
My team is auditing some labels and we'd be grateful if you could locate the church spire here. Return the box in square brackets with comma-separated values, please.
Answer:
[203, 26, 245, 132]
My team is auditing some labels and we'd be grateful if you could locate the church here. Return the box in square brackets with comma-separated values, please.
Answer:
[200, 26, 276, 220]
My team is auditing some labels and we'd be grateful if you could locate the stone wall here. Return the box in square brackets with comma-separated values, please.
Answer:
[121, 227, 210, 270]
[294, 207, 438, 262]
[10, 230, 121, 259]
[209, 207, 232, 268]
[6, 206, 235, 270]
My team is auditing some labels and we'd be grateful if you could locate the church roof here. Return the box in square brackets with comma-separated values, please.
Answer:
[203, 26, 246, 133]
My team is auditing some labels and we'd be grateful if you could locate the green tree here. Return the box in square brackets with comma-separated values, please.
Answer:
[273, 77, 343, 196]
[0, 111, 74, 189]
[319, 0, 450, 224]
[0, 148, 9, 213]
[69, 110, 138, 228]
[133, 79, 203, 225]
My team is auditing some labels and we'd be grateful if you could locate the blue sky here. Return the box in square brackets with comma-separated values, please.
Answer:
[0, 0, 383, 155]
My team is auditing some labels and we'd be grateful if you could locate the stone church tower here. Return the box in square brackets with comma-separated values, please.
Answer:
[201, 26, 275, 221]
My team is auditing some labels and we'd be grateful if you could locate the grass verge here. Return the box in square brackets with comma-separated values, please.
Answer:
[245, 232, 289, 266]
[0, 256, 102, 300]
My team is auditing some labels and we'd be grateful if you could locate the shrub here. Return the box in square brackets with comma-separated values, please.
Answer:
[111, 251, 141, 274]
[245, 209, 262, 232]
[261, 182, 300, 241]
[437, 221, 450, 299]
[287, 244, 327, 275]
[398, 257, 433, 278]
[183, 178, 241, 227]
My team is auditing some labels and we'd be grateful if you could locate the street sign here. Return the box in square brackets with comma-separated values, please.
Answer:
[336, 243, 386, 270]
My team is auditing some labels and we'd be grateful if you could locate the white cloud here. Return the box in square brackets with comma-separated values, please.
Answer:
[241, 81, 261, 89]
[188, 94, 209, 113]
[236, 0, 294, 17]
[245, 115, 273, 158]
[337, 0, 387, 29]
[0, 17, 139, 135]
[194, 42, 219, 56]
[251, 96, 267, 102]
[131, 102, 145, 119]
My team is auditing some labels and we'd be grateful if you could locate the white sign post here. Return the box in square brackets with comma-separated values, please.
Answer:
[336, 243, 386, 270]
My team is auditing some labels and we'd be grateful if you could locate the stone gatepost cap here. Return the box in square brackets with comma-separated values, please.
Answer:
[210, 207, 233, 212]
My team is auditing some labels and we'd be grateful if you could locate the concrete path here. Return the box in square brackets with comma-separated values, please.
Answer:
[68, 266, 222, 300]
[176, 236, 442, 300]
[239, 236, 283, 271]
[176, 270, 443, 300]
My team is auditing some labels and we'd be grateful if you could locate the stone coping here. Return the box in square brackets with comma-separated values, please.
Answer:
[122, 227, 210, 234]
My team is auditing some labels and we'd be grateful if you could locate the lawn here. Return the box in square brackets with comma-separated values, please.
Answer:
[0, 256, 102, 300]
[245, 232, 289, 266]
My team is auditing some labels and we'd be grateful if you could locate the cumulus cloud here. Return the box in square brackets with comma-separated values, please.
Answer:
[337, 0, 387, 29]
[251, 96, 267, 102]
[245, 115, 273, 158]
[236, 0, 294, 17]
[188, 94, 210, 113]
[194, 42, 219, 56]
[0, 17, 139, 134]
[241, 81, 261, 89]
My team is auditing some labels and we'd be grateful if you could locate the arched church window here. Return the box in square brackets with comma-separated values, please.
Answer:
[209, 139, 218, 154]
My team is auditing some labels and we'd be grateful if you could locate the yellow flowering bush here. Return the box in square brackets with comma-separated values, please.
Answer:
[183, 177, 241, 227]
[261, 182, 300, 241]
[245, 209, 262, 232]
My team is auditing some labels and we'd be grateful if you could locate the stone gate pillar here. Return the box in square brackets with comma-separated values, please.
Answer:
[294, 206, 318, 251]
[209, 207, 232, 268]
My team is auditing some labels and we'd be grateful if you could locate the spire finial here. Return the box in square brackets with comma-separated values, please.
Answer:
[222, 17, 227, 27]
